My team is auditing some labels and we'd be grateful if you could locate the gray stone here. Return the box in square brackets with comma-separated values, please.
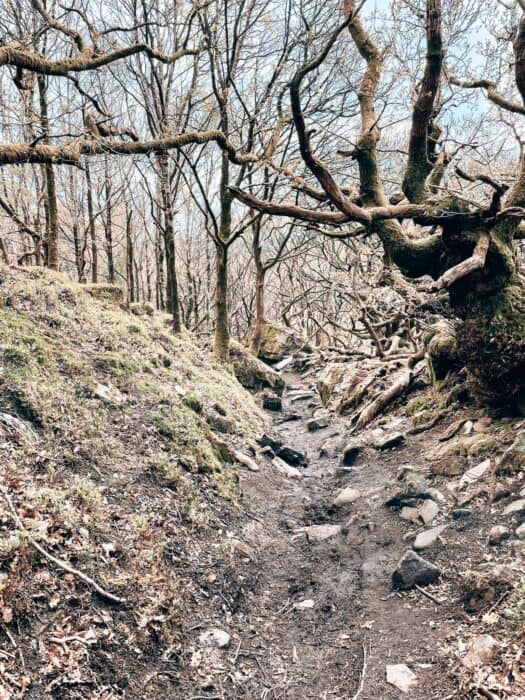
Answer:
[129, 301, 154, 316]
[392, 550, 441, 590]
[502, 499, 525, 517]
[306, 413, 330, 432]
[299, 523, 341, 543]
[413, 524, 447, 551]
[262, 391, 282, 411]
[488, 525, 510, 545]
[418, 500, 439, 526]
[273, 457, 302, 479]
[452, 508, 471, 520]
[499, 433, 525, 474]
[459, 458, 492, 490]
[93, 382, 125, 405]
[375, 432, 405, 450]
[333, 487, 361, 507]
[462, 420, 474, 436]
[399, 506, 420, 524]
[386, 664, 417, 693]
[384, 477, 432, 509]
[342, 439, 363, 466]
[461, 634, 499, 670]
[288, 390, 315, 402]
[199, 628, 231, 649]
[515, 522, 525, 539]
[279, 412, 301, 422]
[274, 356, 293, 371]
[511, 539, 525, 555]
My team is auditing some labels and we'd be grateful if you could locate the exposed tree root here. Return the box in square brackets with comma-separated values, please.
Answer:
[407, 408, 450, 435]
[353, 368, 414, 429]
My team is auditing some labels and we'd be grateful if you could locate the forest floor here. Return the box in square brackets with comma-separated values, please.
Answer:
[179, 369, 519, 699]
[1, 267, 524, 699]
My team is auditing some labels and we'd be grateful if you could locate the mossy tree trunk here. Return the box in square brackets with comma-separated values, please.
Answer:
[85, 159, 98, 283]
[250, 216, 266, 355]
[157, 152, 182, 333]
[214, 152, 232, 363]
[103, 155, 115, 284]
[37, 75, 59, 271]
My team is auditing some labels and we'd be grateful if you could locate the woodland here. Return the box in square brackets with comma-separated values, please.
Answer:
[0, 0, 525, 698]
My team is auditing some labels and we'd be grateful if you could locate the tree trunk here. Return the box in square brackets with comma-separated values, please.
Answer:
[103, 156, 115, 283]
[157, 153, 181, 332]
[214, 151, 232, 362]
[126, 209, 135, 303]
[155, 226, 165, 310]
[37, 75, 59, 270]
[251, 264, 267, 356]
[453, 260, 525, 414]
[214, 241, 230, 362]
[85, 159, 98, 283]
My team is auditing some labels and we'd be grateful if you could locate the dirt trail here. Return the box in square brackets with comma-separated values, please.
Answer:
[185, 370, 458, 699]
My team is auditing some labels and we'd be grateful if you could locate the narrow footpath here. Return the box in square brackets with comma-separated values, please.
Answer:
[189, 370, 463, 698]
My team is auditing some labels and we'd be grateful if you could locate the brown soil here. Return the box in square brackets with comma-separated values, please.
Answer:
[171, 371, 464, 699]
[8, 366, 518, 699]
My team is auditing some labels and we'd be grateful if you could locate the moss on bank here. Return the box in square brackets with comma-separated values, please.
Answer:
[0, 265, 265, 696]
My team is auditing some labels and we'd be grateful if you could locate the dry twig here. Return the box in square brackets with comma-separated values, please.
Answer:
[1, 487, 126, 604]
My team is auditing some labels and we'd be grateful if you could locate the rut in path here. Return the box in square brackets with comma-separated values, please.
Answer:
[188, 371, 456, 699]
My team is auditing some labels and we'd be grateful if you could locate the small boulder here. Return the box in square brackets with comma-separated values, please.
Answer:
[413, 524, 447, 551]
[384, 477, 432, 509]
[374, 432, 405, 450]
[502, 499, 525, 517]
[459, 458, 492, 490]
[341, 439, 363, 466]
[392, 550, 441, 590]
[515, 522, 525, 539]
[288, 389, 316, 402]
[129, 301, 154, 316]
[386, 664, 417, 693]
[199, 628, 231, 649]
[461, 634, 499, 670]
[418, 500, 439, 526]
[333, 487, 361, 507]
[306, 413, 330, 432]
[488, 525, 510, 546]
[399, 507, 420, 524]
[93, 382, 125, 405]
[498, 433, 525, 474]
[206, 411, 236, 434]
[230, 340, 285, 395]
[83, 283, 123, 303]
[511, 539, 525, 555]
[262, 391, 282, 411]
[273, 457, 302, 479]
[274, 356, 294, 371]
[299, 523, 341, 543]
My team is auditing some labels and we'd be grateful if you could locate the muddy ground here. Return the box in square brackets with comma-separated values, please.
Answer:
[13, 367, 517, 699]
[175, 371, 486, 699]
